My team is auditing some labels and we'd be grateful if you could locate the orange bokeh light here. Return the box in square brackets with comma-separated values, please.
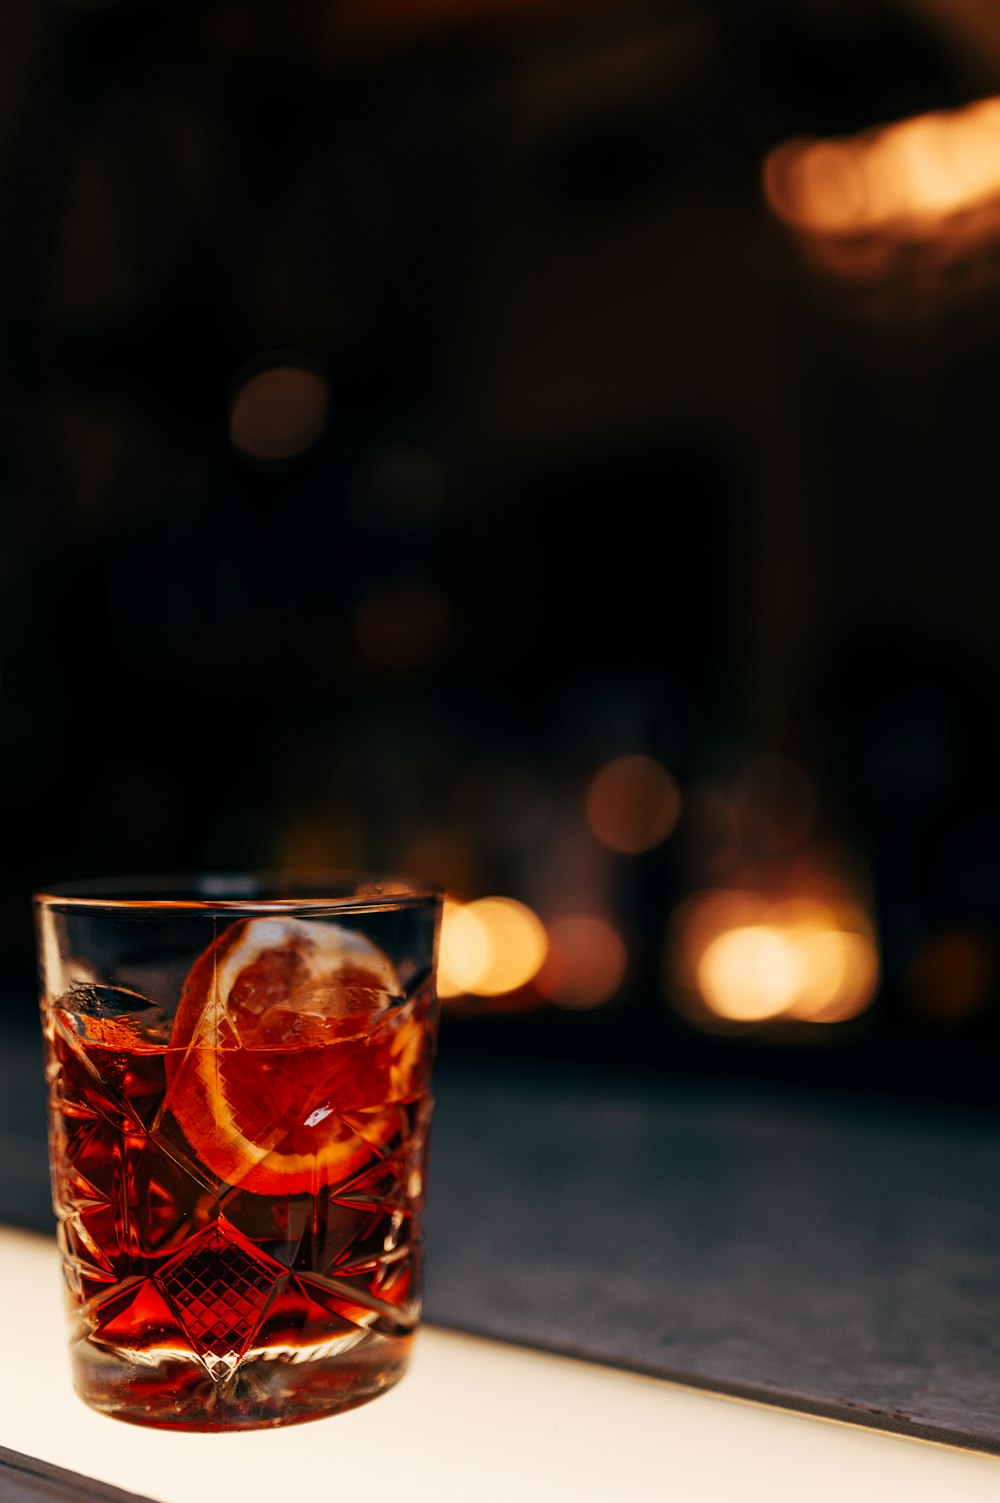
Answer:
[536, 914, 627, 1009]
[586, 754, 681, 855]
[437, 896, 548, 999]
[698, 925, 805, 1023]
[229, 363, 329, 462]
[437, 899, 492, 999]
[766, 95, 1000, 285]
[670, 890, 879, 1026]
[765, 97, 1000, 236]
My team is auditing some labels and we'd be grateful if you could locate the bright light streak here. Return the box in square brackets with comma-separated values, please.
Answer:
[765, 97, 1000, 238]
[437, 897, 548, 999]
[537, 914, 627, 1009]
[586, 754, 681, 855]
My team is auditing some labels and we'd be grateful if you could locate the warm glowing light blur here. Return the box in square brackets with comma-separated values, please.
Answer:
[801, 931, 879, 1024]
[537, 914, 627, 1009]
[698, 926, 805, 1023]
[229, 363, 329, 461]
[468, 898, 549, 995]
[670, 890, 879, 1026]
[669, 889, 763, 990]
[437, 897, 548, 999]
[765, 98, 1000, 237]
[586, 754, 680, 855]
[437, 900, 491, 999]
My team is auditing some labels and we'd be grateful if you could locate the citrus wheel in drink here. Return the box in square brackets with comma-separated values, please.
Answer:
[166, 915, 423, 1196]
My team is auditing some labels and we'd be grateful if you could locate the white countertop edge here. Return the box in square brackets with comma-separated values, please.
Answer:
[1, 1226, 996, 1502]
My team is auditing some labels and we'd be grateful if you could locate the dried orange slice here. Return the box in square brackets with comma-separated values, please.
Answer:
[166, 917, 418, 1196]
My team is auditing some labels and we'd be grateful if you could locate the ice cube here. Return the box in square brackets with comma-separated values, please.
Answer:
[63, 983, 157, 1018]
[56, 984, 171, 1044]
[251, 983, 395, 1047]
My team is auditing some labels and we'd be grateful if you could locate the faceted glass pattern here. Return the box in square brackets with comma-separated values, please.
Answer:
[38, 885, 439, 1430]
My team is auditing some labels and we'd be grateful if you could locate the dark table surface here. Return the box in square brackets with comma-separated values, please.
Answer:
[4, 1020, 1000, 1454]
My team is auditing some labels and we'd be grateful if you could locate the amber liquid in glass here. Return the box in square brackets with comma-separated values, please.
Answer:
[45, 990, 434, 1430]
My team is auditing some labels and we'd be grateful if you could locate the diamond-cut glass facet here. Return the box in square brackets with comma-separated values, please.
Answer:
[157, 1223, 287, 1367]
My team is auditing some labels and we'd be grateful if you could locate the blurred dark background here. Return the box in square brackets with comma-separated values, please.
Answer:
[3, 0, 1000, 1101]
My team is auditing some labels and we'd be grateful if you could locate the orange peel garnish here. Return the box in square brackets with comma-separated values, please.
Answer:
[166, 918, 417, 1196]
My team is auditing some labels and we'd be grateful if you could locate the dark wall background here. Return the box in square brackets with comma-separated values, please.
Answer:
[3, 0, 1000, 1100]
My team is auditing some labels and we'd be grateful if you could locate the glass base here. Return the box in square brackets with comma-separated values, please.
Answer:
[71, 1333, 413, 1431]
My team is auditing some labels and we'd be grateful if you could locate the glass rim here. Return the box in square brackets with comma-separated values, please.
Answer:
[34, 871, 441, 916]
